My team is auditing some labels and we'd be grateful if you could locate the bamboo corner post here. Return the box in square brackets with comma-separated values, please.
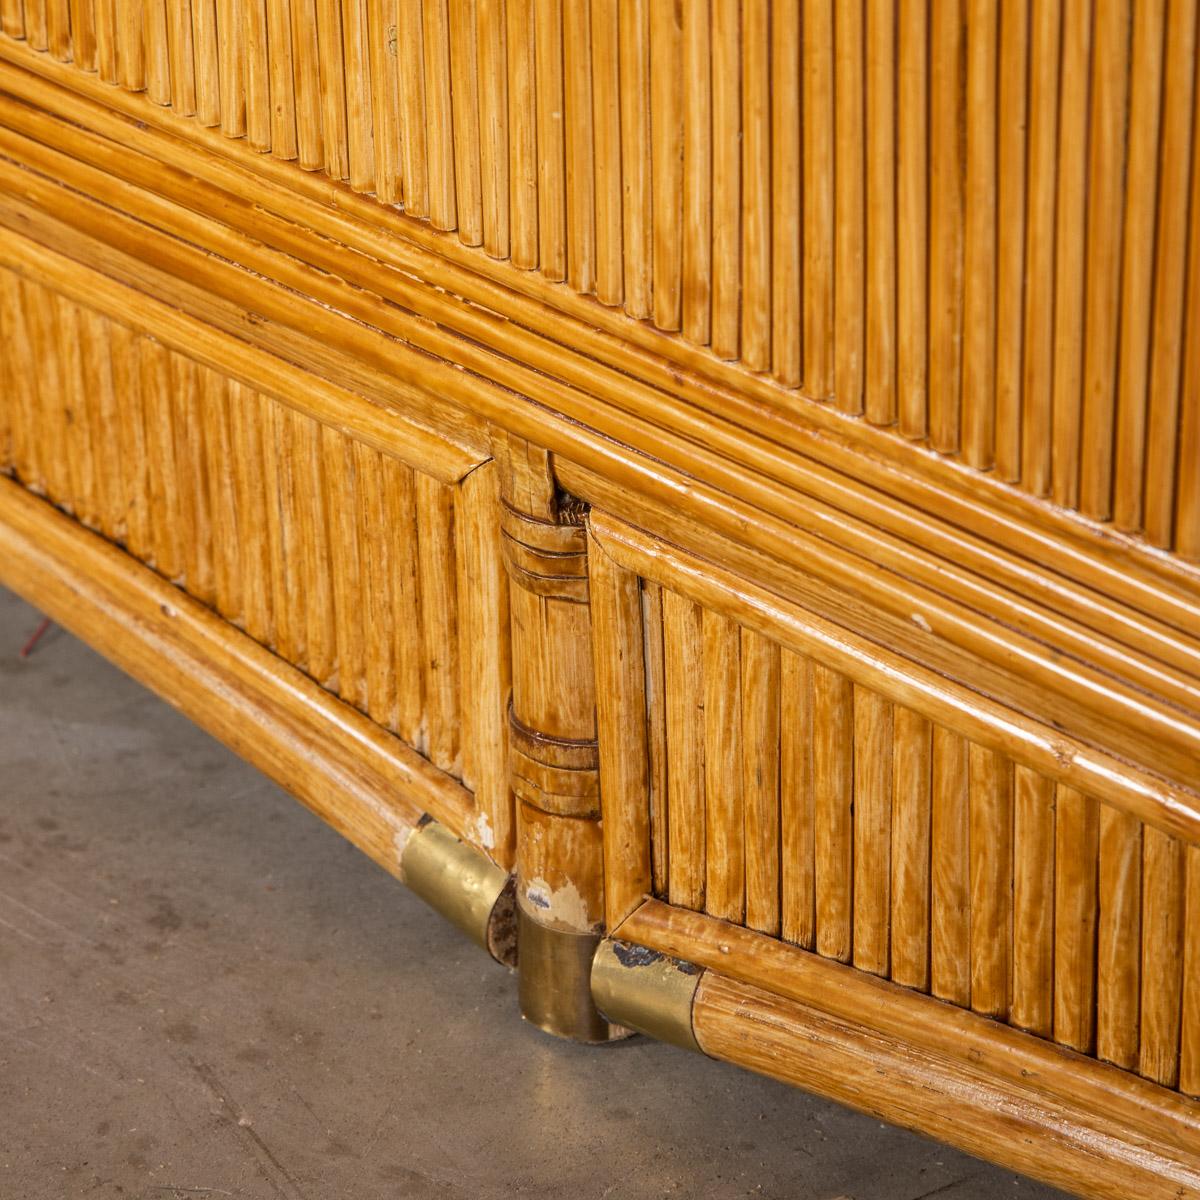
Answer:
[492, 428, 626, 1042]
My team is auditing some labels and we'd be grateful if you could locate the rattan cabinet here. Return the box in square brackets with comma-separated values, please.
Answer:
[1, 5, 1198, 1197]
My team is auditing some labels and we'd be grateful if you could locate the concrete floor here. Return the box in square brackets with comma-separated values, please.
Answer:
[0, 585, 1070, 1200]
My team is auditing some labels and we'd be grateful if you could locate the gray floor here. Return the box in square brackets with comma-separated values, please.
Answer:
[0, 585, 1069, 1200]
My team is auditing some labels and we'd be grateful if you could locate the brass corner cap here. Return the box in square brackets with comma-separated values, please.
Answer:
[591, 939, 704, 1054]
[400, 817, 517, 967]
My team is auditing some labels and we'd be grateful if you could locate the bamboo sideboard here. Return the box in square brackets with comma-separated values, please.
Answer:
[1, 3, 1198, 1196]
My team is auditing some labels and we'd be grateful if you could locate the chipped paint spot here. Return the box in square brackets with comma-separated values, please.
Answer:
[524, 876, 598, 931]
[613, 942, 664, 968]
[911, 613, 933, 633]
[472, 810, 496, 850]
[393, 821, 419, 880]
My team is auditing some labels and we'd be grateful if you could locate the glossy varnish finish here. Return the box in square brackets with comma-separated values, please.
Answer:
[1, 8, 1199, 1199]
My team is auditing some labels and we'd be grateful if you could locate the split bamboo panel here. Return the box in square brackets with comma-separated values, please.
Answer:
[0, 261, 513, 865]
[633, 577, 1200, 1098]
[5, 3, 1199, 559]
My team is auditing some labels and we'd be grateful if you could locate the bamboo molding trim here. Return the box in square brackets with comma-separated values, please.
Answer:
[693, 968, 1199, 1200]
[621, 901, 1200, 1186]
[1, 188, 1195, 798]
[0, 88, 1197, 658]
[587, 511, 1200, 848]
[0, 44, 1197, 609]
[0, 233, 484, 485]
[0, 475, 476, 869]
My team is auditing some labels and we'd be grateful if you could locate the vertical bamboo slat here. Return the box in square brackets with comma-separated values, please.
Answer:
[293, 411, 335, 685]
[1174, 90, 1200, 560]
[928, 0, 964, 451]
[812, 662, 853, 964]
[741, 630, 780, 937]
[1078, 0, 1131, 521]
[266, 0, 298, 156]
[114, 329, 153, 555]
[560, 0, 592, 291]
[448, 0, 483, 246]
[192, 0, 221, 127]
[175, 363, 215, 609]
[1143, 0, 1197, 548]
[1011, 765, 1055, 1037]
[424, 0, 456, 229]
[969, 743, 1013, 1020]
[244, 0, 271, 150]
[166, 0, 197, 113]
[802, 0, 833, 400]
[397, 0, 429, 214]
[477, 0, 509, 259]
[352, 442, 392, 726]
[961, 0, 997, 470]
[703, 608, 743, 924]
[416, 472, 460, 775]
[1049, 0, 1092, 511]
[367, 0, 400, 204]
[649, 0, 681, 330]
[506, 0, 536, 267]
[1140, 826, 1186, 1087]
[663, 589, 705, 911]
[218, 0, 248, 137]
[641, 581, 669, 896]
[740, 0, 770, 374]
[94, 0, 116, 81]
[853, 686, 892, 976]
[0, 0, 25, 40]
[710, 0, 740, 358]
[681, 0, 711, 346]
[137, 337, 177, 574]
[115, 0, 144, 90]
[589, 0, 620, 305]
[993, 0, 1028, 480]
[144, 0, 171, 105]
[770, 0, 801, 388]
[386, 457, 423, 746]
[833, 0, 864, 415]
[864, 0, 895, 425]
[890, 707, 930, 991]
[24, 0, 46, 50]
[314, 0, 349, 178]
[1020, 0, 1060, 494]
[204, 374, 240, 623]
[618, 0, 651, 319]
[340, 0, 375, 192]
[896, 0, 926, 437]
[69, 0, 96, 69]
[534, 0, 565, 278]
[272, 398, 307, 672]
[231, 383, 273, 648]
[1182, 846, 1200, 1096]
[1096, 804, 1142, 1070]
[931, 725, 970, 1006]
[780, 649, 814, 949]
[1112, 2, 1166, 532]
[322, 426, 366, 710]
[44, 0, 68, 60]
[1054, 784, 1100, 1053]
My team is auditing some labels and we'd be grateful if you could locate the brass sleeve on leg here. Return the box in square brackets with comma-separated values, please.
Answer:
[591, 938, 704, 1053]
[400, 817, 517, 967]
[517, 906, 629, 1043]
